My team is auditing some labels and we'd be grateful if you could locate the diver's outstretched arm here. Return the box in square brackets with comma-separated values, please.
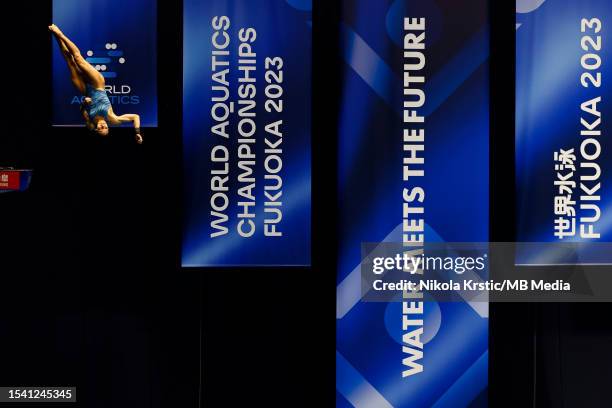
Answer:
[113, 113, 141, 128]
[111, 113, 143, 144]
[80, 99, 94, 130]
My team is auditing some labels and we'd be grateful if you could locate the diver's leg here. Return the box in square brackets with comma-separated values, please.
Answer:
[53, 33, 86, 94]
[49, 24, 105, 89]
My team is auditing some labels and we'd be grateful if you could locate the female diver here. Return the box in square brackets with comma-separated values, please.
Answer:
[49, 24, 143, 144]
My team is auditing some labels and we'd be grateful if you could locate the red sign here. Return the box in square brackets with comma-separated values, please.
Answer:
[0, 171, 20, 190]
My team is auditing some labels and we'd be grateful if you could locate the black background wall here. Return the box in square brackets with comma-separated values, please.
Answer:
[0, 0, 336, 406]
[488, 0, 536, 406]
[1, 0, 202, 406]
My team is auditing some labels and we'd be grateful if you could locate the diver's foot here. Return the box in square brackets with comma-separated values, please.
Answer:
[135, 134, 143, 145]
[49, 24, 61, 34]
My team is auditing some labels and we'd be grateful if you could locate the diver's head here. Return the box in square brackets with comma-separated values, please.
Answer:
[94, 120, 109, 136]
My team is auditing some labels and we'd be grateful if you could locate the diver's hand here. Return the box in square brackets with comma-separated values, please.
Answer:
[84, 97, 92, 105]
[135, 129, 143, 145]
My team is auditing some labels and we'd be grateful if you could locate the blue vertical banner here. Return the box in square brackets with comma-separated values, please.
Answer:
[516, 0, 612, 264]
[182, 0, 312, 266]
[336, 1, 489, 407]
[52, 0, 158, 127]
